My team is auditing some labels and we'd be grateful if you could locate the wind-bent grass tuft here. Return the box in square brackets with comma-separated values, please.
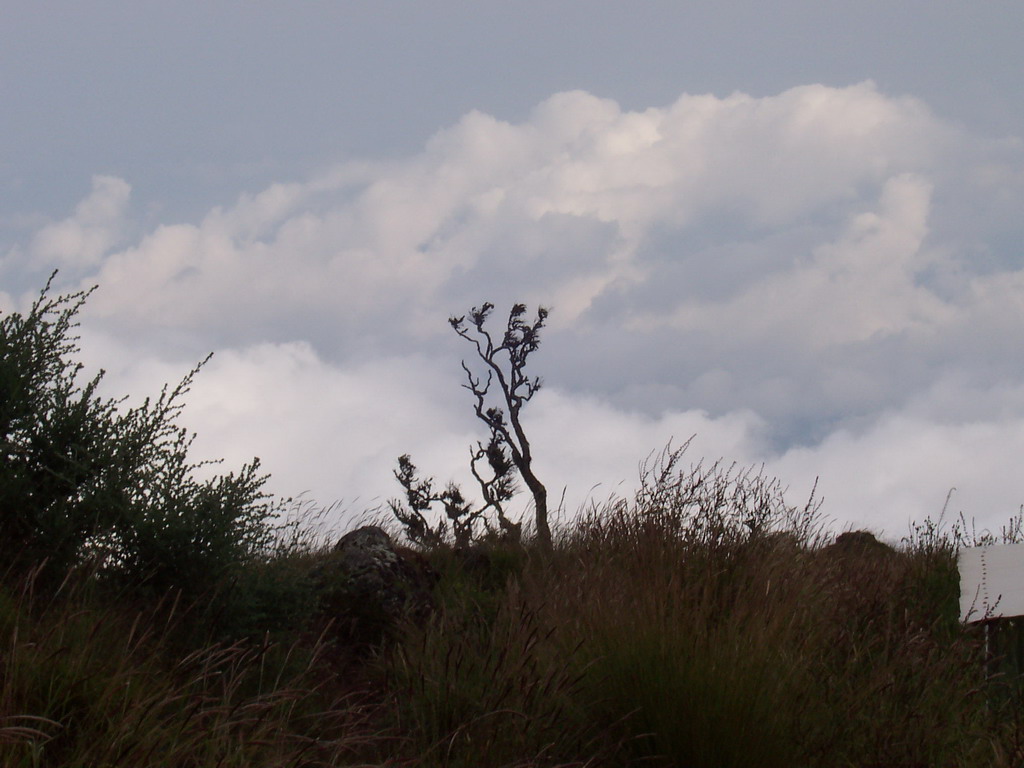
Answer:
[501, 446, 1005, 767]
[380, 589, 605, 767]
[0, 569, 384, 768]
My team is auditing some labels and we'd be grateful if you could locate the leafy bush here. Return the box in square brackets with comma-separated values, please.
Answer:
[0, 275, 279, 598]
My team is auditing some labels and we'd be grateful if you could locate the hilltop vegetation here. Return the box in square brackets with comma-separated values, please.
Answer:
[1, 280, 1021, 767]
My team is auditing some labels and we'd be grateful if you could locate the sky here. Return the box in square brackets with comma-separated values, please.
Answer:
[3, 2, 1024, 541]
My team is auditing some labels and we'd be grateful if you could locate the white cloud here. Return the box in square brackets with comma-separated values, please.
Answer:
[519, 83, 946, 233]
[79, 335, 474, 510]
[67, 82, 956, 343]
[527, 388, 768, 514]
[30, 176, 131, 270]
[771, 411, 1024, 538]
[80, 329, 772, 529]
[645, 173, 956, 348]
[13, 82, 1024, 537]
[74, 328, 1024, 539]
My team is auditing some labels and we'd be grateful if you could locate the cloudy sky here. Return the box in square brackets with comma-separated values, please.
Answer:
[4, 2, 1024, 540]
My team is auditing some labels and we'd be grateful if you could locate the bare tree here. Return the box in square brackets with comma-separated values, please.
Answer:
[449, 302, 552, 551]
[389, 302, 552, 551]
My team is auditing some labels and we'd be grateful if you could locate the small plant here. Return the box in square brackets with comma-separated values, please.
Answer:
[0, 274, 280, 599]
[390, 302, 551, 550]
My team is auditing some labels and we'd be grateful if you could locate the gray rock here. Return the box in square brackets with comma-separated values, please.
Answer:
[312, 525, 436, 646]
[826, 530, 896, 559]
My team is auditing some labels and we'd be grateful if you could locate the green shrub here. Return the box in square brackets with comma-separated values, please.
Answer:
[0, 275, 279, 599]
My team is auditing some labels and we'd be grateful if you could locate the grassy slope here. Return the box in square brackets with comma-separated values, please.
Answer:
[2, 476, 1020, 768]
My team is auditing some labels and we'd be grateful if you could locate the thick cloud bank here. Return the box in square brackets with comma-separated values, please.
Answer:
[5, 82, 1024, 537]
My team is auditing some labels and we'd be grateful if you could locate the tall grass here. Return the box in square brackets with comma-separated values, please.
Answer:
[399, 447, 1009, 767]
[511, 450, 1002, 767]
[381, 594, 602, 767]
[6, 448, 1024, 766]
[0, 566, 385, 768]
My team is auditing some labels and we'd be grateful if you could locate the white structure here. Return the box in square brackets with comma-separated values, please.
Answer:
[959, 543, 1024, 623]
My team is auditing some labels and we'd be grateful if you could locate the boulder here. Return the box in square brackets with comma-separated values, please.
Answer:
[825, 530, 896, 559]
[312, 525, 437, 646]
